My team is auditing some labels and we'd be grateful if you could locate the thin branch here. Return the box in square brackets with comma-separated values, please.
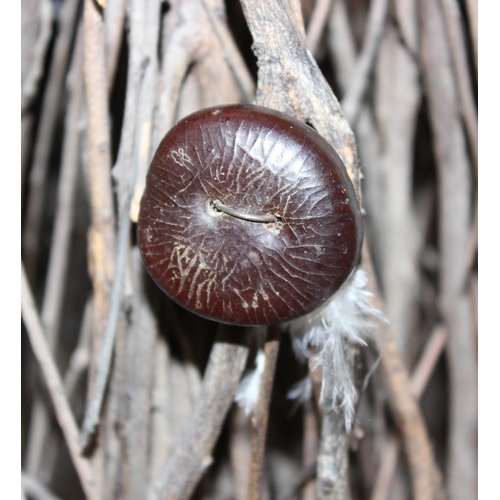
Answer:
[24, 28, 85, 476]
[301, 398, 319, 500]
[23, 0, 81, 280]
[21, 264, 98, 500]
[371, 325, 448, 500]
[288, 0, 307, 40]
[419, 1, 477, 498]
[409, 325, 448, 397]
[83, 0, 116, 391]
[200, 0, 255, 103]
[104, 0, 127, 85]
[21, 472, 64, 500]
[370, 434, 400, 500]
[440, 0, 478, 270]
[123, 249, 158, 498]
[327, 0, 385, 257]
[21, 0, 54, 112]
[341, 0, 390, 126]
[63, 300, 93, 398]
[154, 326, 250, 500]
[130, 0, 162, 222]
[247, 330, 281, 500]
[278, 462, 316, 500]
[362, 246, 445, 500]
[464, 0, 477, 73]
[41, 25, 85, 353]
[306, 0, 332, 57]
[373, 17, 421, 358]
[153, 0, 242, 151]
[80, 0, 148, 450]
[440, 0, 478, 172]
[315, 342, 356, 500]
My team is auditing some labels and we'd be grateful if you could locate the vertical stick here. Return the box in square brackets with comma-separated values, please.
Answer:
[247, 328, 281, 500]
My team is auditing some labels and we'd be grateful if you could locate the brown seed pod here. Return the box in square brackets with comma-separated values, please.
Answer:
[137, 104, 363, 326]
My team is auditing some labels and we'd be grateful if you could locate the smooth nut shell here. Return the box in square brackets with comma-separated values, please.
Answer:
[137, 104, 363, 325]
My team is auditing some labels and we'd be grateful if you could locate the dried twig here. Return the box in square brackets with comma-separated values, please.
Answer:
[288, 0, 307, 40]
[464, 0, 477, 73]
[440, 0, 478, 267]
[21, 0, 54, 113]
[306, 0, 332, 56]
[371, 325, 448, 500]
[83, 0, 116, 391]
[21, 472, 63, 500]
[419, 1, 477, 498]
[21, 264, 98, 500]
[247, 330, 281, 500]
[24, 28, 85, 477]
[153, 0, 241, 149]
[63, 300, 93, 398]
[130, 0, 162, 222]
[317, 410, 351, 499]
[23, 0, 81, 279]
[440, 0, 478, 172]
[200, 0, 255, 103]
[239, 0, 360, 188]
[363, 247, 445, 500]
[315, 343, 356, 500]
[123, 249, 158, 498]
[154, 326, 250, 500]
[104, 0, 127, 85]
[327, 0, 385, 251]
[341, 0, 390, 126]
[373, 17, 421, 357]
[409, 326, 448, 397]
[148, 337, 172, 499]
[301, 398, 319, 500]
[80, 0, 149, 449]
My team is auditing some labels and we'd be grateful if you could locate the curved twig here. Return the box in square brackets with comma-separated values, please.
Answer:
[21, 265, 98, 500]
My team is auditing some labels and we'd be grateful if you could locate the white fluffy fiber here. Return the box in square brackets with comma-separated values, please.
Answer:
[234, 349, 266, 416]
[287, 269, 384, 431]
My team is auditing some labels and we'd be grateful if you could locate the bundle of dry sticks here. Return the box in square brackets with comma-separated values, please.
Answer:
[22, 0, 477, 499]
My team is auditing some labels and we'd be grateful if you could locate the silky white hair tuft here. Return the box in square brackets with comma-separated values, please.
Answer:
[287, 269, 384, 431]
[234, 349, 266, 416]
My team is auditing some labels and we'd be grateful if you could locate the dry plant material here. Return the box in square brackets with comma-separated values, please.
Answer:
[24, 28, 86, 479]
[341, 0, 389, 126]
[83, 0, 116, 372]
[21, 266, 98, 500]
[420, 0, 477, 498]
[23, 0, 81, 280]
[21, 0, 477, 498]
[247, 332, 281, 500]
[152, 326, 250, 500]
[79, 0, 151, 450]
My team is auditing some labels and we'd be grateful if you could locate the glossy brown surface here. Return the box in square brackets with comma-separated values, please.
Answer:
[137, 105, 363, 325]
